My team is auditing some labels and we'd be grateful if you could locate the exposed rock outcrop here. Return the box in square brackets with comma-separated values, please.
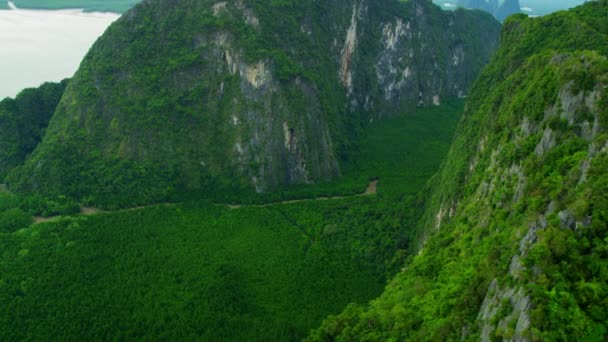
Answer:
[7, 0, 499, 206]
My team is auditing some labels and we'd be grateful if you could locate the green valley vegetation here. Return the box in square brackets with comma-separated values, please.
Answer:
[0, 203, 386, 340]
[0, 11, 481, 339]
[1, 0, 607, 340]
[0, 80, 67, 179]
[0, 101, 463, 340]
[312, 0, 608, 340]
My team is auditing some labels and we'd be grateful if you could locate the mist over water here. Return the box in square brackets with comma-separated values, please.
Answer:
[0, 5, 118, 99]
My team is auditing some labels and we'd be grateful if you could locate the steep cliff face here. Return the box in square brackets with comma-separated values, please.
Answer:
[312, 1, 608, 340]
[346, 0, 500, 118]
[7, 0, 499, 207]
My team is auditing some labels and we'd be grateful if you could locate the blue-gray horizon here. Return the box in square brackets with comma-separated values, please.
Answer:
[433, 0, 590, 16]
[0, 3, 119, 99]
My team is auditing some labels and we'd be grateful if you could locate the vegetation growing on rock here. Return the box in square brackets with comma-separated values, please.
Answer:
[0, 80, 67, 179]
[311, 1, 608, 340]
[6, 0, 499, 209]
[3, 0, 607, 341]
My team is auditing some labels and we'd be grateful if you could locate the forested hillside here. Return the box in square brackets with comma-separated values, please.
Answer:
[6, 0, 499, 209]
[3, 0, 606, 341]
[0, 102, 463, 340]
[0, 80, 67, 179]
[312, 1, 608, 340]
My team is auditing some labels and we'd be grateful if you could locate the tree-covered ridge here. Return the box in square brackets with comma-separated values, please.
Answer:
[0, 80, 67, 179]
[5, 0, 499, 209]
[311, 1, 608, 340]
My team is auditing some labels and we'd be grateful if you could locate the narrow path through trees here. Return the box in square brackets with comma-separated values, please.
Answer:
[33, 179, 379, 225]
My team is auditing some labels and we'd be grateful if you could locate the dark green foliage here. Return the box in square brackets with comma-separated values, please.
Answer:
[0, 191, 78, 221]
[340, 100, 465, 200]
[0, 192, 19, 212]
[0, 80, 67, 179]
[8, 0, 351, 206]
[19, 194, 81, 217]
[0, 201, 391, 340]
[6, 0, 498, 210]
[273, 51, 303, 82]
[0, 94, 464, 340]
[178, 100, 464, 206]
[311, 1, 608, 340]
[0, 208, 32, 233]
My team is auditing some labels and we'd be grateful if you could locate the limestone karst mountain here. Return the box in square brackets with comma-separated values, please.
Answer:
[312, 1, 608, 340]
[2, 1, 607, 341]
[6, 0, 499, 207]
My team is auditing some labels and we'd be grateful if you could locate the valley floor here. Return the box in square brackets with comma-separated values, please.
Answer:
[0, 101, 464, 340]
[33, 180, 379, 224]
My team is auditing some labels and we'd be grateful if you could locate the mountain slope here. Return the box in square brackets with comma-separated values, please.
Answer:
[0, 81, 67, 179]
[6, 0, 499, 208]
[0, 101, 466, 341]
[311, 1, 608, 340]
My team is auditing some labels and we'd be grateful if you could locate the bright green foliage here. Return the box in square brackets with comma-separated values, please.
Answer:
[0, 200, 394, 340]
[0, 80, 67, 179]
[341, 101, 464, 200]
[0, 208, 32, 233]
[0, 191, 80, 218]
[20, 194, 81, 217]
[0, 96, 464, 339]
[311, 1, 608, 340]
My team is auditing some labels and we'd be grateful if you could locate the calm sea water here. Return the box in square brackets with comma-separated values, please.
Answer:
[0, 6, 119, 99]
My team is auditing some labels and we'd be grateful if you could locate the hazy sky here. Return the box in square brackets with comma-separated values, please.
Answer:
[434, 0, 590, 15]
[0, 6, 118, 99]
[520, 0, 590, 14]
[521, 0, 588, 8]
